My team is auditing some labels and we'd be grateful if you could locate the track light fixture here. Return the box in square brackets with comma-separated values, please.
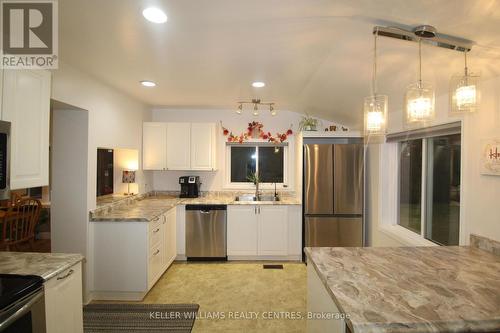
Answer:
[236, 99, 277, 116]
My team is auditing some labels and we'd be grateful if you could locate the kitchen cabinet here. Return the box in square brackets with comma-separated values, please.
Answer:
[227, 205, 258, 255]
[2, 69, 51, 189]
[162, 206, 177, 270]
[166, 122, 191, 170]
[227, 205, 301, 260]
[190, 122, 216, 170]
[93, 207, 176, 301]
[45, 261, 83, 333]
[142, 122, 217, 171]
[258, 206, 288, 255]
[143, 122, 167, 170]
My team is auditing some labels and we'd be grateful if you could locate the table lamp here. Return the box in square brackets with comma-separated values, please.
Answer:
[122, 170, 136, 195]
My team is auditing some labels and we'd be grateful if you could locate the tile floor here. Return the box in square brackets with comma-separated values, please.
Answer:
[142, 262, 307, 332]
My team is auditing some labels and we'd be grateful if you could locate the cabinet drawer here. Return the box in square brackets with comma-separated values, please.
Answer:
[148, 244, 162, 287]
[149, 217, 163, 249]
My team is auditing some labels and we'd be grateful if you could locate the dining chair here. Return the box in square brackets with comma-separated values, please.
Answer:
[0, 198, 42, 251]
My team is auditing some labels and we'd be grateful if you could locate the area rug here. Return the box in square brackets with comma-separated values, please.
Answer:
[83, 303, 199, 333]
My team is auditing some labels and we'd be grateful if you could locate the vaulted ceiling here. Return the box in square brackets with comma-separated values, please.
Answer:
[59, 0, 500, 128]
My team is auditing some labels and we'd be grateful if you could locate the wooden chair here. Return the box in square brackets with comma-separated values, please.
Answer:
[0, 198, 42, 251]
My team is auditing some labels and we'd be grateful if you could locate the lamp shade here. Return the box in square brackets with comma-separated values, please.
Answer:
[122, 170, 136, 184]
[364, 94, 388, 135]
[404, 81, 435, 125]
[450, 72, 480, 114]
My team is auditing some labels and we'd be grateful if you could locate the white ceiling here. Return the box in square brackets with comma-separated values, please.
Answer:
[59, 0, 500, 127]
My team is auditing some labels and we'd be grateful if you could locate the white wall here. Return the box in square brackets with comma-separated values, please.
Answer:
[367, 75, 500, 246]
[50, 62, 152, 301]
[150, 108, 339, 192]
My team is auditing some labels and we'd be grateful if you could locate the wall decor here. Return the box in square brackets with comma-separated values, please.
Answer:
[481, 138, 500, 175]
[221, 121, 293, 144]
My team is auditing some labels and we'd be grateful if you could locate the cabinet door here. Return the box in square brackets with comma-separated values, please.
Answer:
[143, 122, 167, 170]
[287, 205, 303, 256]
[258, 206, 288, 255]
[166, 123, 191, 170]
[164, 207, 176, 268]
[227, 206, 258, 255]
[45, 262, 83, 333]
[190, 123, 216, 170]
[2, 70, 50, 189]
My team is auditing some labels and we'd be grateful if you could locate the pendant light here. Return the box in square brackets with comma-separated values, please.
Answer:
[450, 51, 479, 114]
[404, 39, 435, 125]
[364, 30, 388, 136]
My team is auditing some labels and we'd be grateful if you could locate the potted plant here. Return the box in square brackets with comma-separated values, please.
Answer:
[299, 114, 320, 131]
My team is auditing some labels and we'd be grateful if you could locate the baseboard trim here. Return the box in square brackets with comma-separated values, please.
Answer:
[90, 291, 146, 302]
[228, 255, 302, 261]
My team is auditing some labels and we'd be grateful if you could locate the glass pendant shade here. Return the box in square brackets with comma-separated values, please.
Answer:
[364, 94, 388, 135]
[405, 81, 435, 124]
[450, 72, 480, 114]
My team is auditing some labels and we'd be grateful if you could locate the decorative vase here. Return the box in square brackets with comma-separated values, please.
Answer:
[304, 125, 316, 131]
[251, 129, 261, 138]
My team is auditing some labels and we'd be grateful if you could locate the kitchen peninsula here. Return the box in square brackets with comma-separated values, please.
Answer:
[90, 191, 302, 301]
[306, 237, 500, 333]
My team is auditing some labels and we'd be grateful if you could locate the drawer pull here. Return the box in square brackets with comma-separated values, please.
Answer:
[153, 228, 160, 233]
[57, 269, 74, 280]
[153, 249, 160, 256]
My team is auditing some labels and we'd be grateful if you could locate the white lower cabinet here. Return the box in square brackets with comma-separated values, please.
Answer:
[227, 206, 258, 255]
[258, 206, 288, 255]
[93, 207, 176, 301]
[163, 207, 177, 270]
[45, 262, 83, 333]
[227, 205, 302, 260]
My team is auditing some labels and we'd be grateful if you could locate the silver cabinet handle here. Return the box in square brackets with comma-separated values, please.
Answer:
[258, 206, 261, 214]
[57, 269, 74, 280]
[154, 249, 160, 256]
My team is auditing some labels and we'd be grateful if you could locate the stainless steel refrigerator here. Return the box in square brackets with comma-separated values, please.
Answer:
[303, 139, 364, 249]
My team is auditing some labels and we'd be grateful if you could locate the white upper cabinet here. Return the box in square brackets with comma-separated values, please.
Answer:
[143, 122, 217, 171]
[166, 122, 191, 170]
[190, 123, 216, 170]
[258, 206, 288, 255]
[143, 122, 167, 170]
[2, 70, 51, 189]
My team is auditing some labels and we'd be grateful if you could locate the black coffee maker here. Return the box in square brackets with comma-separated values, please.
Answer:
[179, 176, 201, 198]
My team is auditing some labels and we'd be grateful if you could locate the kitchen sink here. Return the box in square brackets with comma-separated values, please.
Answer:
[235, 195, 280, 202]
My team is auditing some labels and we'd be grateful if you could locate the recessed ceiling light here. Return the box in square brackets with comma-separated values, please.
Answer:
[140, 80, 156, 87]
[142, 7, 167, 24]
[252, 81, 265, 88]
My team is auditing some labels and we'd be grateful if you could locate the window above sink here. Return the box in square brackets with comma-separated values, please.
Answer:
[225, 142, 289, 190]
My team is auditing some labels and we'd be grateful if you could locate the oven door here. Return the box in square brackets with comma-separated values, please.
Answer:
[0, 289, 46, 333]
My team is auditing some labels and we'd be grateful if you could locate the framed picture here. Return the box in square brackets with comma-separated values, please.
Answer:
[481, 138, 500, 175]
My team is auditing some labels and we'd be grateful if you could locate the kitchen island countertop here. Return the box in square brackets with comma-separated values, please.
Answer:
[305, 246, 500, 333]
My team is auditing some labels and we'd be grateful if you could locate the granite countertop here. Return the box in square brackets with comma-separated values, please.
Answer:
[0, 252, 84, 281]
[90, 192, 301, 222]
[305, 246, 500, 333]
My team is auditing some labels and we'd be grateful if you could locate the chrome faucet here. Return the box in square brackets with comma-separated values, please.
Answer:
[255, 177, 260, 200]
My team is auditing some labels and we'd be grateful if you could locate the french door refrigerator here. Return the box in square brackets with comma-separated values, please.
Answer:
[304, 139, 364, 250]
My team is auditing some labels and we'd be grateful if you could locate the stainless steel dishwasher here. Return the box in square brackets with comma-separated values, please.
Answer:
[185, 205, 227, 260]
